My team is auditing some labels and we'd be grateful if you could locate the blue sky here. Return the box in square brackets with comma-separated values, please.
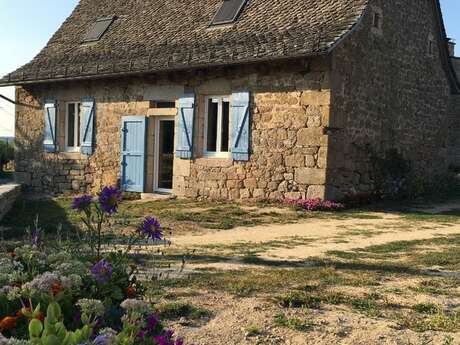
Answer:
[0, 0, 459, 136]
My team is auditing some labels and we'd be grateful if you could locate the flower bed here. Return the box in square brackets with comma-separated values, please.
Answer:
[284, 198, 345, 212]
[0, 187, 191, 345]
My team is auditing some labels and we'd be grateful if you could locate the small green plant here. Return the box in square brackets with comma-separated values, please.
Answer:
[413, 303, 440, 315]
[276, 292, 321, 309]
[27, 302, 92, 345]
[274, 313, 310, 332]
[155, 301, 210, 320]
[245, 325, 262, 337]
[443, 335, 454, 345]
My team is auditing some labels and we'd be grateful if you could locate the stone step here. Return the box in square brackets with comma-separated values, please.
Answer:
[139, 193, 177, 201]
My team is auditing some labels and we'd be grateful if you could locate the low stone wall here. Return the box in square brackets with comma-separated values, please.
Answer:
[0, 184, 21, 221]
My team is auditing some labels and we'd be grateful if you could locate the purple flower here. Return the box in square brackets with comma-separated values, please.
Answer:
[71, 194, 93, 212]
[137, 330, 146, 340]
[31, 228, 41, 246]
[93, 335, 109, 345]
[91, 259, 113, 284]
[154, 329, 175, 345]
[175, 339, 184, 345]
[139, 217, 162, 240]
[146, 314, 159, 331]
[98, 186, 122, 214]
[154, 336, 172, 345]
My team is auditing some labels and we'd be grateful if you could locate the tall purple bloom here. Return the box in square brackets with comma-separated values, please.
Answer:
[71, 194, 93, 212]
[91, 259, 113, 284]
[31, 227, 41, 246]
[154, 336, 172, 345]
[139, 217, 162, 240]
[93, 335, 109, 345]
[99, 186, 122, 214]
[146, 314, 159, 331]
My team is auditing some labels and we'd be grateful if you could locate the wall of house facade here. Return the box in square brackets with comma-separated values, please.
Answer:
[447, 95, 460, 166]
[15, 58, 332, 199]
[327, 0, 453, 199]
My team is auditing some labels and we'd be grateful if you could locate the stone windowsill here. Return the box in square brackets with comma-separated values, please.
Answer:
[57, 152, 89, 160]
[194, 157, 233, 168]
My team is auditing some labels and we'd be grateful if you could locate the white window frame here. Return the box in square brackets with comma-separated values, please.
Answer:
[204, 96, 231, 158]
[65, 102, 82, 152]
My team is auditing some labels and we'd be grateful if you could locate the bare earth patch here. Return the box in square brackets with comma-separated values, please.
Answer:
[151, 201, 460, 344]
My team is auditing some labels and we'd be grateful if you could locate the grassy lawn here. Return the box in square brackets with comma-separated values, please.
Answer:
[0, 196, 311, 239]
[2, 193, 460, 341]
[151, 233, 460, 334]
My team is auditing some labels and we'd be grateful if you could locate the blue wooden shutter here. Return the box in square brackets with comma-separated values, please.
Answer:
[176, 94, 195, 159]
[44, 100, 57, 153]
[80, 98, 95, 155]
[231, 91, 251, 161]
[120, 116, 147, 192]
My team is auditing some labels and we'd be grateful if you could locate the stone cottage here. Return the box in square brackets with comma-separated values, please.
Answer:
[1, 0, 459, 200]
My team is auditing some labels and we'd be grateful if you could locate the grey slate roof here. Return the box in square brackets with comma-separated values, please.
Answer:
[0, 0, 368, 85]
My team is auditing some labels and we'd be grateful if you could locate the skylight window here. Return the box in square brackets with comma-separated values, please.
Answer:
[83, 16, 116, 43]
[211, 0, 248, 26]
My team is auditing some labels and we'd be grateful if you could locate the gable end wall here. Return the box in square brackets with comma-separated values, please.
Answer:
[327, 0, 452, 198]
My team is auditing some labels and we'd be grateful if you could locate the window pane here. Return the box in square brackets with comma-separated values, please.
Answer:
[221, 101, 230, 152]
[207, 99, 218, 152]
[67, 104, 75, 147]
[83, 17, 115, 42]
[77, 103, 81, 147]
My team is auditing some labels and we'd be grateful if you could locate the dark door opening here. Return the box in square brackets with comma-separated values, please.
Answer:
[155, 119, 175, 192]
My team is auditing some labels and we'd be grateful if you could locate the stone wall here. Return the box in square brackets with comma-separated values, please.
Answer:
[0, 184, 21, 221]
[15, 58, 331, 199]
[447, 95, 460, 167]
[327, 0, 453, 199]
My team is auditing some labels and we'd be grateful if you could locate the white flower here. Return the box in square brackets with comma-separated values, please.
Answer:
[0, 258, 13, 274]
[6, 286, 22, 301]
[120, 299, 151, 315]
[77, 299, 105, 318]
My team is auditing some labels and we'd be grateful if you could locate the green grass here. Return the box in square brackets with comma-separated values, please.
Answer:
[155, 301, 210, 320]
[245, 325, 263, 337]
[0, 197, 310, 238]
[274, 313, 311, 332]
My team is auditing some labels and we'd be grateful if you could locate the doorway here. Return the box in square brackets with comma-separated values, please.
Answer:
[154, 117, 175, 193]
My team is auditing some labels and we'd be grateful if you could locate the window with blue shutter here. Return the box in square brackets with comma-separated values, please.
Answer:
[231, 91, 251, 161]
[80, 98, 95, 155]
[176, 94, 195, 159]
[44, 100, 57, 153]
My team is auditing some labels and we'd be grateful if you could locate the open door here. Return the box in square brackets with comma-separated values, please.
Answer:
[154, 117, 175, 193]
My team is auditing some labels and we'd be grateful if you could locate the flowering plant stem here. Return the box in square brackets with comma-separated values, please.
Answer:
[79, 204, 106, 259]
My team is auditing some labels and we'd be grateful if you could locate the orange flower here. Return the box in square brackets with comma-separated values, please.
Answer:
[126, 286, 136, 297]
[50, 283, 64, 296]
[0, 316, 18, 331]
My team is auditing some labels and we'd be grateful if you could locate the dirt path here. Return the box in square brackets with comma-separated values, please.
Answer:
[172, 209, 460, 263]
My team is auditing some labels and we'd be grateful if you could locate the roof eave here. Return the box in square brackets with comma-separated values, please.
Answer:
[0, 50, 328, 87]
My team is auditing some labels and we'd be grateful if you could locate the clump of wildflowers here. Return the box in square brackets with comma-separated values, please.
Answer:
[77, 299, 105, 326]
[22, 272, 74, 296]
[284, 198, 345, 212]
[139, 217, 163, 241]
[98, 187, 122, 214]
[91, 259, 113, 284]
[120, 299, 152, 316]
